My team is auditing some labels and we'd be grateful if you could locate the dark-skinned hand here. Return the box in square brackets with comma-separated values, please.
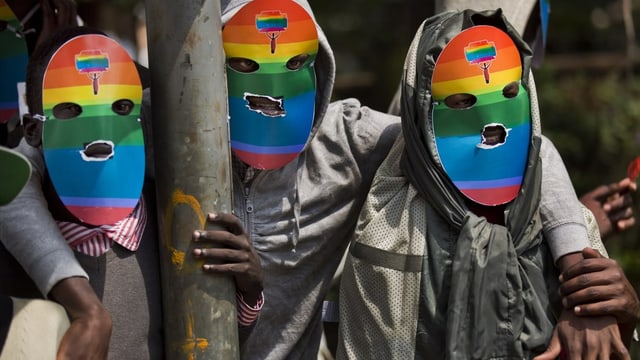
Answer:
[192, 212, 264, 306]
[559, 247, 640, 346]
[579, 178, 636, 239]
[533, 309, 629, 360]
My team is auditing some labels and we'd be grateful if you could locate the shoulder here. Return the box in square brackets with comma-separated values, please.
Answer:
[323, 98, 400, 149]
[329, 98, 399, 125]
[13, 140, 45, 179]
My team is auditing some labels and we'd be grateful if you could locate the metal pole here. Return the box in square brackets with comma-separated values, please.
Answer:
[144, 0, 238, 359]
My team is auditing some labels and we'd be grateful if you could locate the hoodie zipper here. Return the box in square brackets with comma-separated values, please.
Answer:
[244, 186, 254, 214]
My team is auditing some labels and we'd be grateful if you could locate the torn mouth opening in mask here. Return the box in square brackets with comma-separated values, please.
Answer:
[478, 123, 508, 149]
[80, 140, 114, 161]
[244, 93, 285, 117]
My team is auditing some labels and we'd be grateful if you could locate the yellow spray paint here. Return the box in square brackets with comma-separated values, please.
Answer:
[164, 188, 207, 271]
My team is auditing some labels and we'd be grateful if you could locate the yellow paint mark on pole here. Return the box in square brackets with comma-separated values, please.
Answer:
[180, 301, 210, 359]
[164, 189, 207, 270]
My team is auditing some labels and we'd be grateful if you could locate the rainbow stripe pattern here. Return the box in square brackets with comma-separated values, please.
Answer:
[75, 50, 110, 72]
[0, 0, 28, 124]
[431, 25, 530, 206]
[256, 10, 288, 32]
[42, 34, 144, 225]
[75, 50, 110, 95]
[464, 40, 497, 64]
[465, 40, 496, 83]
[256, 10, 288, 53]
[223, 0, 318, 169]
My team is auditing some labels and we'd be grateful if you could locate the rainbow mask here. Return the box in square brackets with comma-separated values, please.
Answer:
[0, 0, 28, 124]
[431, 25, 531, 206]
[223, 0, 318, 169]
[41, 34, 144, 225]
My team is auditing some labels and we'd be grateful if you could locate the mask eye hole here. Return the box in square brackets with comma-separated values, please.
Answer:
[443, 93, 477, 109]
[286, 54, 310, 71]
[227, 57, 259, 73]
[502, 81, 520, 98]
[112, 99, 134, 115]
[52, 102, 82, 119]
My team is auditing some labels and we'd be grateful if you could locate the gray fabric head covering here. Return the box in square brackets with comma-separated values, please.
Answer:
[220, 0, 337, 250]
[399, 9, 557, 357]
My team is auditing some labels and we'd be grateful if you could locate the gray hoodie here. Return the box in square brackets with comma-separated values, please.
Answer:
[221, 0, 401, 358]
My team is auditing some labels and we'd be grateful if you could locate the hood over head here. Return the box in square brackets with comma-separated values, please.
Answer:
[399, 8, 543, 211]
[221, 0, 335, 169]
[397, 11, 554, 357]
[435, 0, 538, 34]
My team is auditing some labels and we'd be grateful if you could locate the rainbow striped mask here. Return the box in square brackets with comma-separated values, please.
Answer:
[222, 0, 318, 169]
[41, 34, 145, 225]
[0, 0, 28, 124]
[431, 25, 531, 206]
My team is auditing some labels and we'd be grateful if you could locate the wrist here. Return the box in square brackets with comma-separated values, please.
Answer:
[49, 277, 108, 321]
[556, 251, 584, 273]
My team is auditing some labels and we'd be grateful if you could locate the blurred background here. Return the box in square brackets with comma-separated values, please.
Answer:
[80, 0, 640, 345]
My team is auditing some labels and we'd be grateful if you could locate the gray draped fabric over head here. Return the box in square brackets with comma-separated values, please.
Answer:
[399, 9, 558, 358]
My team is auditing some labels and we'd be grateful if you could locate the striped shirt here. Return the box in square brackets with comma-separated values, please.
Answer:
[57, 197, 147, 256]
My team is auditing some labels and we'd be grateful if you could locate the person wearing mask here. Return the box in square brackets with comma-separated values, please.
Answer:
[195, 1, 636, 359]
[338, 9, 639, 359]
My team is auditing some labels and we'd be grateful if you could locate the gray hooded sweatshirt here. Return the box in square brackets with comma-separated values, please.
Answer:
[221, 0, 400, 358]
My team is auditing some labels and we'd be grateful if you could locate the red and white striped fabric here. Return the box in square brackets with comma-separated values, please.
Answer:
[236, 291, 264, 327]
[56, 197, 147, 257]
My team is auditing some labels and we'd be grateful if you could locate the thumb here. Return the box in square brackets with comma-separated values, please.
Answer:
[581, 247, 603, 259]
[533, 330, 562, 360]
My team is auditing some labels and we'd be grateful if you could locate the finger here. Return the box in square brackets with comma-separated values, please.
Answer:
[610, 336, 631, 360]
[585, 184, 615, 201]
[193, 247, 249, 263]
[560, 258, 609, 284]
[603, 193, 633, 213]
[564, 340, 583, 360]
[581, 247, 603, 259]
[616, 216, 636, 231]
[207, 212, 246, 235]
[561, 267, 621, 296]
[201, 262, 252, 276]
[564, 283, 621, 306]
[617, 177, 636, 192]
[609, 207, 634, 228]
[573, 298, 626, 318]
[532, 330, 561, 360]
[194, 229, 247, 249]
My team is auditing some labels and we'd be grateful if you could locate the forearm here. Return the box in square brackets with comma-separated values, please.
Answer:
[49, 277, 107, 321]
[50, 277, 112, 360]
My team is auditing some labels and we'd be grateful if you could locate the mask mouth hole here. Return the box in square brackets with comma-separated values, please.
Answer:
[480, 124, 507, 148]
[81, 140, 114, 161]
[244, 94, 285, 117]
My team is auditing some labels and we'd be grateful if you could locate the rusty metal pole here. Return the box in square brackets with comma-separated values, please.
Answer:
[144, 0, 238, 359]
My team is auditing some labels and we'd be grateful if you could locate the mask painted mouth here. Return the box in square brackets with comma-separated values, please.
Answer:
[80, 140, 114, 161]
[478, 123, 508, 149]
[244, 93, 285, 117]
